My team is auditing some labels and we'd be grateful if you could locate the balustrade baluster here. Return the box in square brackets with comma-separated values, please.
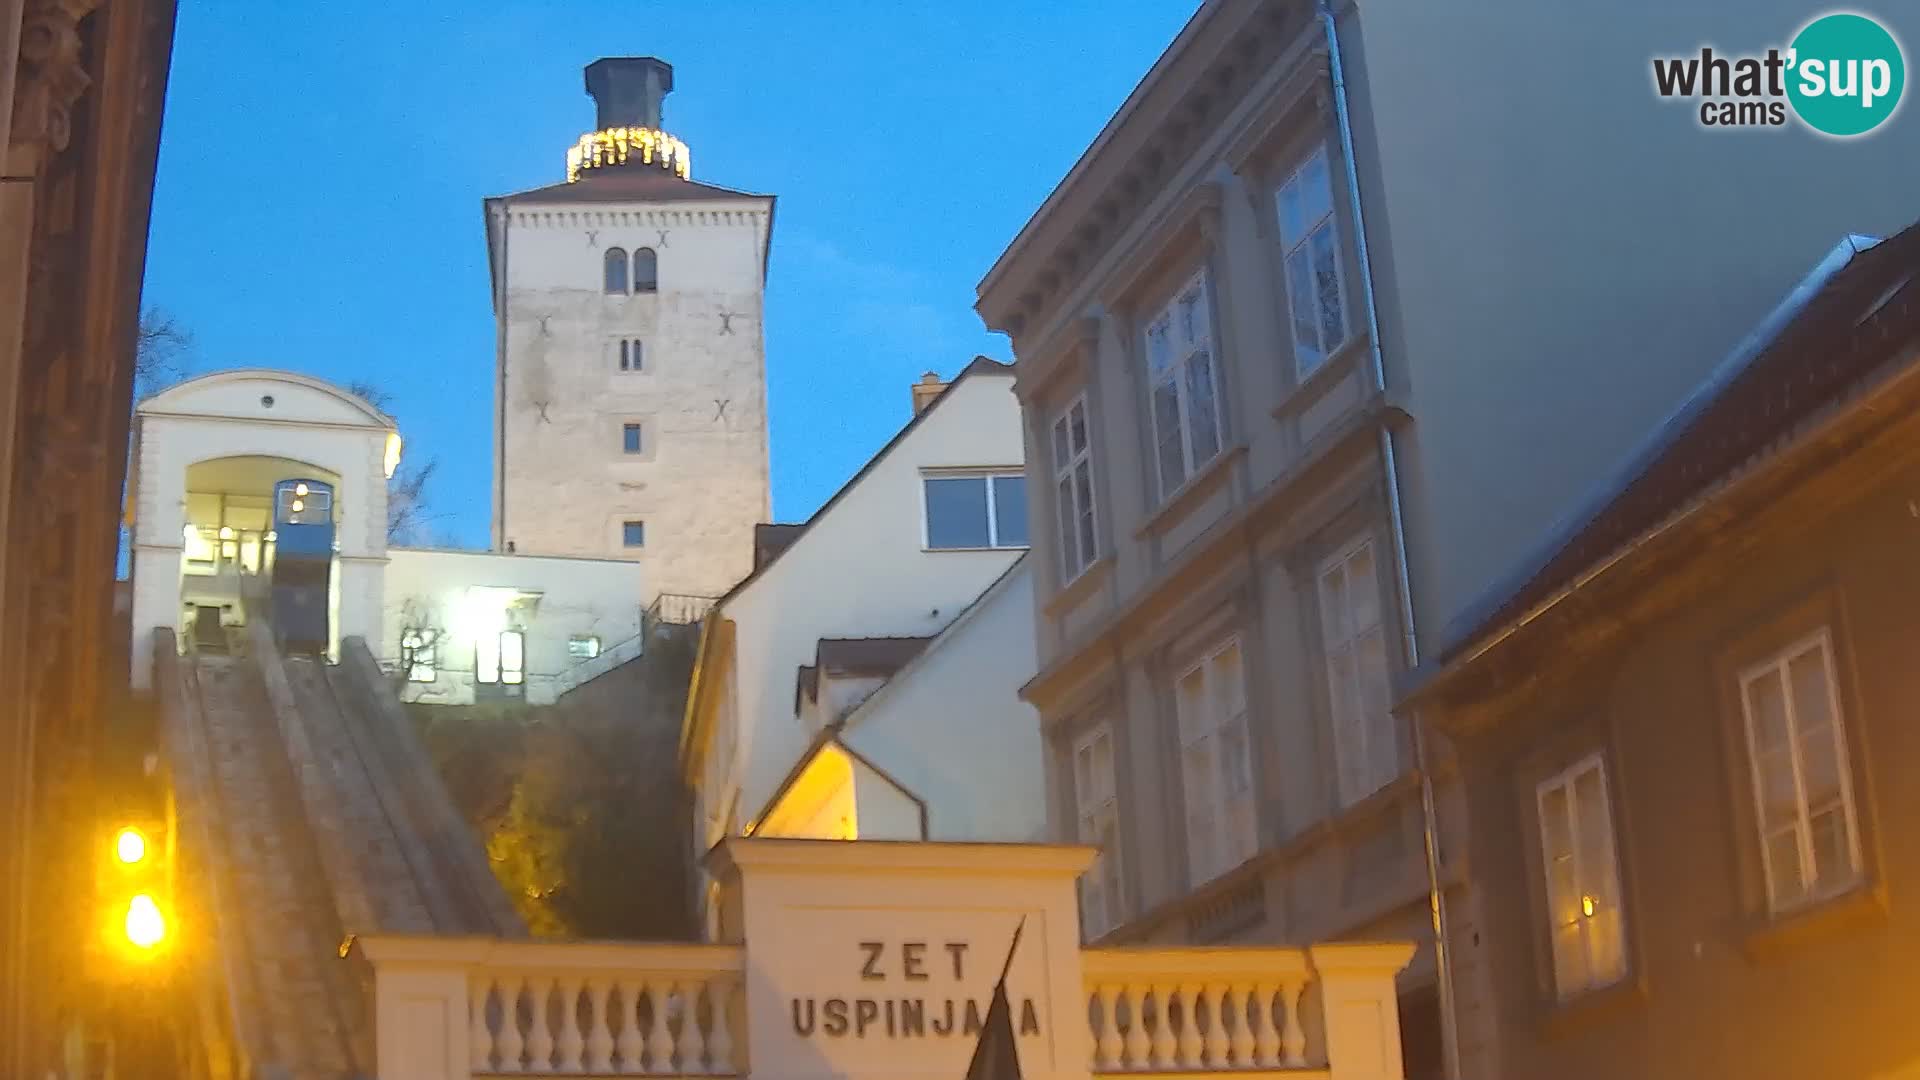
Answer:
[1176, 982, 1204, 1068]
[648, 980, 675, 1073]
[1121, 983, 1151, 1069]
[1205, 982, 1231, 1067]
[471, 977, 496, 1073]
[527, 975, 556, 1072]
[1148, 984, 1177, 1069]
[707, 977, 736, 1074]
[615, 979, 645, 1073]
[1250, 981, 1281, 1067]
[680, 980, 709, 1074]
[1094, 983, 1122, 1069]
[497, 974, 527, 1074]
[586, 978, 615, 1073]
[556, 976, 585, 1072]
[1280, 979, 1307, 1066]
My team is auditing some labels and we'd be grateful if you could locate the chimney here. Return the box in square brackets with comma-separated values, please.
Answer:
[584, 57, 675, 131]
[911, 372, 948, 415]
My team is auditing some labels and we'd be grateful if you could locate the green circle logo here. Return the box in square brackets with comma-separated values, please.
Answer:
[1788, 13, 1905, 136]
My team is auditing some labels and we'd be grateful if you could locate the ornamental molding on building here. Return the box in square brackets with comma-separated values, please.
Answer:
[9, 0, 101, 174]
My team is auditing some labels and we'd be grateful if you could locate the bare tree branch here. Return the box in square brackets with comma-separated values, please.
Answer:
[344, 379, 393, 413]
[134, 308, 193, 397]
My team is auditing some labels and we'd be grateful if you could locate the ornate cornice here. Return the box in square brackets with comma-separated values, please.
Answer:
[9, 0, 100, 174]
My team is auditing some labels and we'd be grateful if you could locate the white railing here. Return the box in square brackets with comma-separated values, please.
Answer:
[359, 938, 1411, 1080]
[359, 936, 744, 1078]
[1082, 943, 1414, 1078]
[646, 592, 719, 628]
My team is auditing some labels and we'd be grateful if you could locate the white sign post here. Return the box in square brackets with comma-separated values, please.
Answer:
[708, 838, 1096, 1080]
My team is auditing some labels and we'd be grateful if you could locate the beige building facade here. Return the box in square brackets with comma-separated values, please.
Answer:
[979, 4, 1920, 1079]
[486, 57, 772, 604]
[976, 4, 1447, 1076]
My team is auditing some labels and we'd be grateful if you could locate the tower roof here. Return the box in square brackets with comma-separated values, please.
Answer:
[493, 168, 767, 207]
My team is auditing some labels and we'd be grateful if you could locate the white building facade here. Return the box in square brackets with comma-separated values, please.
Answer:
[128, 369, 646, 706]
[681, 361, 1030, 926]
[485, 57, 772, 605]
[127, 369, 398, 688]
[382, 547, 644, 707]
[755, 558, 1046, 846]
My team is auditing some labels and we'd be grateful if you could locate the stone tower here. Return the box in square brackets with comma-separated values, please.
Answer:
[483, 57, 773, 605]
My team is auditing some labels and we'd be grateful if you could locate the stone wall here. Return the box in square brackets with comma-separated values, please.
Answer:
[412, 621, 700, 940]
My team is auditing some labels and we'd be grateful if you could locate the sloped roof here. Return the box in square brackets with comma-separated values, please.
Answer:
[493, 168, 767, 206]
[794, 636, 934, 713]
[1418, 222, 1920, 691]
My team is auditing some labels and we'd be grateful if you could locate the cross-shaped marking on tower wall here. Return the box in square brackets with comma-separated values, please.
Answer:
[585, 230, 599, 247]
[655, 229, 671, 248]
[713, 398, 730, 422]
[717, 310, 741, 335]
[532, 401, 551, 424]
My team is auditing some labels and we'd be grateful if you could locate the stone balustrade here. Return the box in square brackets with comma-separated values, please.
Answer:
[358, 841, 1413, 1080]
[359, 935, 1412, 1080]
[1082, 943, 1415, 1079]
[357, 936, 745, 1079]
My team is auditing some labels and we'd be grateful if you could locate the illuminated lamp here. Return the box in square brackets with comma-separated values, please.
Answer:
[124, 894, 165, 949]
[114, 827, 147, 865]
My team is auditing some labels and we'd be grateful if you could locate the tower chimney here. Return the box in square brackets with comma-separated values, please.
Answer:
[911, 372, 948, 415]
[584, 57, 675, 131]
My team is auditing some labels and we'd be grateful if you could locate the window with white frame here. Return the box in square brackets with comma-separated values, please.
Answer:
[1738, 629, 1864, 914]
[1073, 724, 1123, 937]
[923, 471, 1028, 549]
[1319, 536, 1397, 807]
[568, 635, 601, 660]
[1051, 395, 1098, 582]
[1176, 639, 1256, 886]
[1536, 754, 1627, 1000]
[1275, 146, 1349, 377]
[1146, 270, 1224, 500]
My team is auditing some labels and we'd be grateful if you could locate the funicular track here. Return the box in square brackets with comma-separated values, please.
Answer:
[156, 620, 524, 1079]
[168, 640, 367, 1078]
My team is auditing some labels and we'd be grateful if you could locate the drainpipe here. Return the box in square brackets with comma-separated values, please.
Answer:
[1317, 5, 1463, 1080]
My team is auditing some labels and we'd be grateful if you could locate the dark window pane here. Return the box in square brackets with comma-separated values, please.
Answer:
[604, 247, 629, 294]
[623, 520, 646, 547]
[633, 247, 658, 293]
[925, 477, 990, 549]
[623, 423, 642, 453]
[993, 475, 1028, 547]
[619, 340, 630, 370]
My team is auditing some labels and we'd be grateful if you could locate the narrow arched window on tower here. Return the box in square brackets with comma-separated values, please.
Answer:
[604, 247, 629, 294]
[633, 247, 658, 293]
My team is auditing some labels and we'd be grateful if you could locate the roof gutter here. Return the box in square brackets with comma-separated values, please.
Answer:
[1318, 7, 1458, 1078]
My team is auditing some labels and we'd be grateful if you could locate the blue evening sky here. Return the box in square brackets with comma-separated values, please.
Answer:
[142, 1, 1197, 548]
